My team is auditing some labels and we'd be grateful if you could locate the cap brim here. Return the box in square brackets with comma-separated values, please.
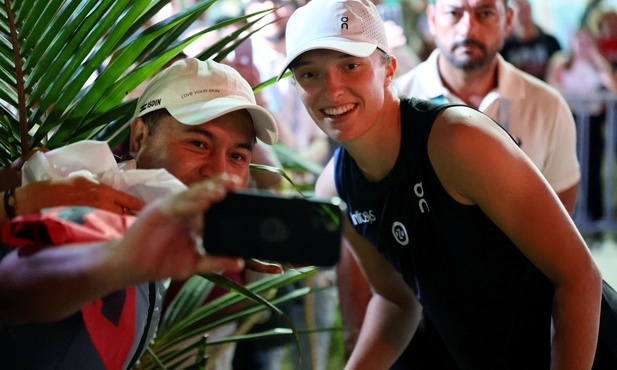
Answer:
[169, 97, 278, 145]
[277, 37, 377, 81]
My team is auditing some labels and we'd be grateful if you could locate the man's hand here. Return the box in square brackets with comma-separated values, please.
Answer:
[14, 177, 144, 216]
[0, 175, 246, 323]
[245, 258, 284, 274]
[110, 174, 246, 283]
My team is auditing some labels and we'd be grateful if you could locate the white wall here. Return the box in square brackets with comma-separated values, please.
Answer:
[530, 0, 617, 51]
[530, 0, 587, 50]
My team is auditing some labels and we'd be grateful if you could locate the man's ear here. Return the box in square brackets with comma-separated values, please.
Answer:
[129, 117, 149, 159]
[504, 5, 514, 37]
[426, 4, 437, 37]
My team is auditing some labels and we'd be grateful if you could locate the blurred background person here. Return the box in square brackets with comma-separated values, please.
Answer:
[546, 27, 617, 244]
[373, 0, 422, 76]
[596, 8, 617, 72]
[500, 0, 562, 81]
[245, 0, 334, 170]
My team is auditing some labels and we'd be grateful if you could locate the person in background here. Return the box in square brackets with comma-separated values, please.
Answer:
[279, 0, 616, 368]
[373, 0, 422, 77]
[596, 8, 617, 72]
[394, 0, 437, 62]
[0, 58, 279, 369]
[246, 0, 334, 169]
[500, 0, 562, 81]
[546, 28, 617, 244]
[398, 0, 579, 213]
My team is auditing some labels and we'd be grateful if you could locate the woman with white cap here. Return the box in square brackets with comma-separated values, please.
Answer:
[279, 0, 616, 369]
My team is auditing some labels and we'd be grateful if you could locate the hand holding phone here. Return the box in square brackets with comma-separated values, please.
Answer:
[203, 191, 346, 267]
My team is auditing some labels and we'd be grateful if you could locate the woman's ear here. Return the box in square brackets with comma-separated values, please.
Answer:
[386, 55, 398, 86]
[129, 117, 149, 159]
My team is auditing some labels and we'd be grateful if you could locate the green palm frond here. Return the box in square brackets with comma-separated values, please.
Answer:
[0, 0, 275, 165]
[0, 2, 339, 369]
[135, 267, 320, 370]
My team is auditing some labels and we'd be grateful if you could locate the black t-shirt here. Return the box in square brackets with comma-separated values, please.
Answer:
[501, 28, 561, 81]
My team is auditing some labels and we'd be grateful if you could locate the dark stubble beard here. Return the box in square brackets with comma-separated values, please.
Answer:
[442, 38, 501, 71]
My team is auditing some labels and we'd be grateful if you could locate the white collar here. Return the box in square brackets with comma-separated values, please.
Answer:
[425, 49, 526, 102]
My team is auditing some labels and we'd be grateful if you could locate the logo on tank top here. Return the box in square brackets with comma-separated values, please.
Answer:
[414, 182, 430, 214]
[392, 221, 409, 245]
[350, 210, 376, 225]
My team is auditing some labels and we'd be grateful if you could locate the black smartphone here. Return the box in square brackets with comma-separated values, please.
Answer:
[203, 190, 346, 267]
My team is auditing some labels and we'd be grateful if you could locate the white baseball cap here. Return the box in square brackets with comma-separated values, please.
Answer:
[135, 58, 278, 145]
[277, 0, 390, 80]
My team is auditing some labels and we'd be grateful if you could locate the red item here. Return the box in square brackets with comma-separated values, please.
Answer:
[2, 206, 139, 370]
[2, 206, 135, 248]
[598, 37, 617, 65]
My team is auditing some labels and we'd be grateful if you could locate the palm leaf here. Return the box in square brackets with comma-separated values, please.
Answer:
[159, 276, 216, 335]
[0, 0, 277, 165]
[0, 2, 340, 368]
[135, 267, 319, 369]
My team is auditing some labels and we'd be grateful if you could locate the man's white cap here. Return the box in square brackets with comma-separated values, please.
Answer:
[135, 58, 278, 145]
[277, 0, 389, 80]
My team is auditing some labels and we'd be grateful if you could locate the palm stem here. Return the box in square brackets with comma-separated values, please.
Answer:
[3, 0, 29, 154]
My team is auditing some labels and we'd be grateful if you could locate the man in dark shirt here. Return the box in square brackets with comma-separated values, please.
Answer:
[500, 0, 561, 80]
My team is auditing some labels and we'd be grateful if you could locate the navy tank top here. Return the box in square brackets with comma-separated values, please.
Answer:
[334, 98, 554, 369]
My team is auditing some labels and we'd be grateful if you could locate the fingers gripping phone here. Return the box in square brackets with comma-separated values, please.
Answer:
[203, 191, 346, 267]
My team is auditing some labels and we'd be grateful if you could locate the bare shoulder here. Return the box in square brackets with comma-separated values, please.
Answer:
[315, 157, 338, 199]
[428, 105, 524, 204]
[431, 105, 509, 147]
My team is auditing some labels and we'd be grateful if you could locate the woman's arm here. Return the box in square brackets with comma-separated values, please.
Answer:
[429, 106, 602, 370]
[316, 160, 420, 370]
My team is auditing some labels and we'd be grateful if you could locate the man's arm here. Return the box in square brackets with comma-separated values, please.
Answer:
[316, 160, 420, 370]
[0, 177, 145, 227]
[0, 175, 245, 324]
[0, 149, 143, 225]
[0, 240, 135, 323]
[429, 106, 602, 370]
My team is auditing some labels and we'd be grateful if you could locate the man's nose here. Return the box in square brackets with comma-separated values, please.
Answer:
[200, 153, 227, 177]
[457, 12, 478, 36]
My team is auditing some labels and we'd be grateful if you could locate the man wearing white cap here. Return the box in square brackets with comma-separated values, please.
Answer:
[278, 0, 615, 369]
[0, 58, 279, 369]
[128, 57, 277, 186]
